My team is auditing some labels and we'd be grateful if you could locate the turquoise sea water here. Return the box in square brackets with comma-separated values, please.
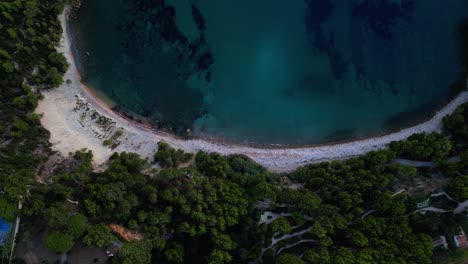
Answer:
[72, 0, 468, 145]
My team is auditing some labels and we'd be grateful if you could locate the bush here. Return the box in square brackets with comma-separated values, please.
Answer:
[154, 142, 193, 168]
[83, 224, 114, 248]
[447, 175, 468, 201]
[115, 241, 153, 264]
[444, 103, 468, 142]
[389, 132, 453, 163]
[44, 231, 74, 253]
[276, 253, 305, 264]
[227, 154, 266, 175]
[45, 204, 69, 229]
[67, 213, 89, 239]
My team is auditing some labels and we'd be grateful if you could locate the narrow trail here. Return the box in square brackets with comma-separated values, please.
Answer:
[410, 192, 468, 215]
[255, 226, 313, 263]
[270, 227, 313, 247]
[257, 212, 293, 225]
[413, 207, 452, 214]
[431, 191, 458, 203]
[454, 200, 468, 214]
[391, 156, 460, 168]
[391, 159, 437, 168]
[276, 239, 317, 255]
[361, 210, 376, 219]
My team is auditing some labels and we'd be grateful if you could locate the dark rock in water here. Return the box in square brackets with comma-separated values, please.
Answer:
[384, 101, 437, 130]
[391, 85, 399, 96]
[191, 4, 205, 31]
[197, 52, 214, 71]
[352, 0, 416, 39]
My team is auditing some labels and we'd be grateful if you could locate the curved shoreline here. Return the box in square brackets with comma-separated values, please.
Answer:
[35, 10, 468, 172]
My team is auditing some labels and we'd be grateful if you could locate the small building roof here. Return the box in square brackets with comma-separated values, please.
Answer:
[107, 241, 122, 255]
[454, 235, 467, 248]
[432, 236, 448, 249]
[453, 227, 467, 248]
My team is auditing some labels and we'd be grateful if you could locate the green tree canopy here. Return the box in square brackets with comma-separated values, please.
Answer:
[114, 241, 152, 264]
[83, 224, 115, 248]
[154, 142, 193, 168]
[276, 253, 305, 264]
[447, 175, 468, 201]
[389, 132, 453, 163]
[67, 213, 89, 239]
[45, 204, 69, 229]
[44, 231, 74, 253]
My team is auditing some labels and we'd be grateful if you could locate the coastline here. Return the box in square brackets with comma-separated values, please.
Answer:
[35, 9, 468, 172]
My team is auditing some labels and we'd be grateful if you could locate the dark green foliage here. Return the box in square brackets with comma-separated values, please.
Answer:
[0, 230, 13, 262]
[154, 142, 193, 168]
[109, 151, 147, 174]
[292, 151, 396, 214]
[83, 224, 115, 248]
[350, 217, 433, 264]
[47, 52, 68, 73]
[0, 197, 17, 222]
[114, 241, 153, 264]
[83, 152, 148, 221]
[410, 212, 466, 245]
[447, 175, 468, 201]
[303, 248, 330, 263]
[444, 102, 468, 142]
[270, 217, 291, 235]
[276, 253, 305, 264]
[44, 204, 69, 229]
[37, 148, 440, 263]
[44, 150, 253, 263]
[1, 169, 31, 201]
[460, 149, 468, 168]
[387, 164, 417, 180]
[195, 151, 231, 178]
[389, 132, 453, 163]
[0, 0, 68, 241]
[128, 219, 138, 230]
[254, 150, 434, 264]
[227, 154, 266, 175]
[164, 243, 185, 263]
[207, 249, 232, 264]
[43, 231, 74, 253]
[0, 0, 67, 137]
[67, 213, 89, 239]
[277, 189, 321, 212]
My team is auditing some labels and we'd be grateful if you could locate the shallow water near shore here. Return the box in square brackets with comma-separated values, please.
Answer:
[71, 0, 468, 145]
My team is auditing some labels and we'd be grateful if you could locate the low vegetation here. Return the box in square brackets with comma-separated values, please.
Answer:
[154, 141, 193, 168]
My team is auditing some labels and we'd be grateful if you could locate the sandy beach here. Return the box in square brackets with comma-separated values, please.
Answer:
[35, 10, 468, 172]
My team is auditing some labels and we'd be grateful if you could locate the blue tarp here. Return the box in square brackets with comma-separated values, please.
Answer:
[0, 219, 11, 244]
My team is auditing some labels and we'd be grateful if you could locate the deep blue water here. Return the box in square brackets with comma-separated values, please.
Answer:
[72, 0, 468, 144]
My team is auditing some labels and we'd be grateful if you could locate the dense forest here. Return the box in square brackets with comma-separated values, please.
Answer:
[0, 0, 67, 222]
[0, 0, 68, 261]
[13, 131, 468, 264]
[0, 0, 467, 263]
